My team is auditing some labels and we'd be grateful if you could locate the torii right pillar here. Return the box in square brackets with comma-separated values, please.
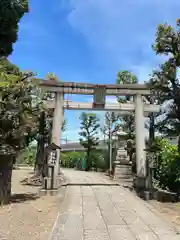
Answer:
[135, 94, 147, 189]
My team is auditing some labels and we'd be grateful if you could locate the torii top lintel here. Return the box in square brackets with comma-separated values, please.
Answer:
[39, 79, 151, 96]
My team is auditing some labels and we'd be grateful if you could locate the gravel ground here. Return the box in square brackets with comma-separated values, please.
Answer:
[0, 168, 62, 240]
[149, 200, 180, 227]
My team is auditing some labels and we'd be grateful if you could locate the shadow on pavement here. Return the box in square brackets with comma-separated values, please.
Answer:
[10, 193, 39, 203]
[20, 176, 42, 187]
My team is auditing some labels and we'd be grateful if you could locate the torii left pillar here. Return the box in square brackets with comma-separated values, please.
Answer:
[51, 92, 64, 189]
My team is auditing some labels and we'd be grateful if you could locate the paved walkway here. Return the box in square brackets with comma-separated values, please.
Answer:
[62, 168, 119, 185]
[50, 169, 180, 240]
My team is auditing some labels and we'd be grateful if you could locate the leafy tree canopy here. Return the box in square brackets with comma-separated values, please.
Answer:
[79, 112, 100, 170]
[116, 71, 137, 138]
[101, 112, 117, 139]
[79, 112, 100, 150]
[0, 0, 28, 58]
[117, 70, 138, 85]
[150, 19, 180, 141]
[0, 59, 37, 155]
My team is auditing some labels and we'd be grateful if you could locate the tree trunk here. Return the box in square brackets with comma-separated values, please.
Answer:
[149, 114, 155, 144]
[34, 137, 45, 178]
[0, 155, 14, 205]
[178, 135, 180, 153]
[107, 142, 110, 169]
[111, 148, 116, 175]
[86, 149, 91, 171]
[149, 97, 155, 145]
[34, 111, 45, 178]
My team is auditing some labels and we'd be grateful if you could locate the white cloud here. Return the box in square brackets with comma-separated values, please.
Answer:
[61, 0, 180, 81]
[86, 96, 117, 103]
[58, 0, 180, 142]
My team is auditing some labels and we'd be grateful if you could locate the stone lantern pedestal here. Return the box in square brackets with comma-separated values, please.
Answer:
[112, 128, 132, 180]
[114, 148, 132, 180]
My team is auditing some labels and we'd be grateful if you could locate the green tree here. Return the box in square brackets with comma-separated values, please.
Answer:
[144, 89, 161, 146]
[79, 112, 100, 171]
[154, 139, 180, 193]
[116, 71, 137, 139]
[0, 0, 28, 58]
[0, 59, 36, 204]
[117, 70, 138, 102]
[46, 72, 60, 81]
[17, 145, 37, 165]
[116, 71, 138, 163]
[150, 19, 180, 151]
[101, 112, 117, 171]
[101, 112, 117, 140]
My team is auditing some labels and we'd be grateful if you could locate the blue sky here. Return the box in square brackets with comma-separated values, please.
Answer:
[9, 0, 180, 142]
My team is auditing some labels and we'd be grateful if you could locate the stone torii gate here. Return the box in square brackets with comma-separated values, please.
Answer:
[40, 80, 160, 189]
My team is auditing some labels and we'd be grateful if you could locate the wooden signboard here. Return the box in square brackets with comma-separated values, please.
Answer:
[44, 142, 61, 165]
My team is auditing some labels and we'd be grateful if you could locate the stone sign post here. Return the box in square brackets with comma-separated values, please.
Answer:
[43, 143, 61, 190]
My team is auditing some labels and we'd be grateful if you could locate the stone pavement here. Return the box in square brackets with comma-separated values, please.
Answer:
[49, 170, 180, 240]
[62, 168, 118, 185]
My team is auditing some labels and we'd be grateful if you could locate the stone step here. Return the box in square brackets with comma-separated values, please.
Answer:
[116, 153, 128, 158]
[114, 165, 132, 179]
[117, 149, 127, 154]
[115, 158, 130, 164]
[116, 154, 129, 159]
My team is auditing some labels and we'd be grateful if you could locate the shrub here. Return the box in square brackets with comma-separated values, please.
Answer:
[60, 150, 109, 171]
[154, 139, 180, 193]
[90, 150, 109, 171]
[61, 152, 85, 168]
[16, 145, 36, 165]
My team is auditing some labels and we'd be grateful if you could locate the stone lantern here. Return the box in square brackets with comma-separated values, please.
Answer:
[113, 127, 127, 148]
[112, 127, 132, 180]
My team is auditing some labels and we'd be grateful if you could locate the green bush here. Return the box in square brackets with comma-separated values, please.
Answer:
[16, 145, 36, 165]
[90, 150, 109, 171]
[154, 139, 180, 193]
[61, 152, 85, 168]
[60, 150, 109, 171]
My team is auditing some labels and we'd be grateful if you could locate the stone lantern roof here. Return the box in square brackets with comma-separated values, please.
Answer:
[113, 126, 127, 137]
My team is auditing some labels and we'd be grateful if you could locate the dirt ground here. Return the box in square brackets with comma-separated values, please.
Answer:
[148, 199, 180, 228]
[0, 168, 63, 240]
